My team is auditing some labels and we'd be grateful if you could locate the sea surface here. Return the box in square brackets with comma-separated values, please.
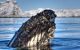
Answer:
[0, 17, 80, 50]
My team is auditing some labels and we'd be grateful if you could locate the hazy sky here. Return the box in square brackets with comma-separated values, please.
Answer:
[17, 0, 80, 11]
[0, 0, 80, 11]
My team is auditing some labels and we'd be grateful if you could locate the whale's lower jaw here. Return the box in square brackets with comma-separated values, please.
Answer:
[26, 32, 49, 48]
[18, 32, 51, 50]
[26, 27, 54, 48]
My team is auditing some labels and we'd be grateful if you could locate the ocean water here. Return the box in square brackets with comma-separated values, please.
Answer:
[0, 17, 80, 50]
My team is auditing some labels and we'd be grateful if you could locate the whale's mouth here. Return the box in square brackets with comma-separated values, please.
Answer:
[27, 32, 45, 47]
[27, 27, 54, 48]
[26, 32, 54, 50]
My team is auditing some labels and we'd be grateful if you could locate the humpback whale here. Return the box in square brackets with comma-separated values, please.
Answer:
[8, 9, 56, 50]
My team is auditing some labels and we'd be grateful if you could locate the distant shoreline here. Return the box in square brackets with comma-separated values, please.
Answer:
[0, 16, 80, 18]
[0, 17, 30, 18]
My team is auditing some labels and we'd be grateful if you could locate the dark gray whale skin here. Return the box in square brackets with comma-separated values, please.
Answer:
[8, 9, 56, 50]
